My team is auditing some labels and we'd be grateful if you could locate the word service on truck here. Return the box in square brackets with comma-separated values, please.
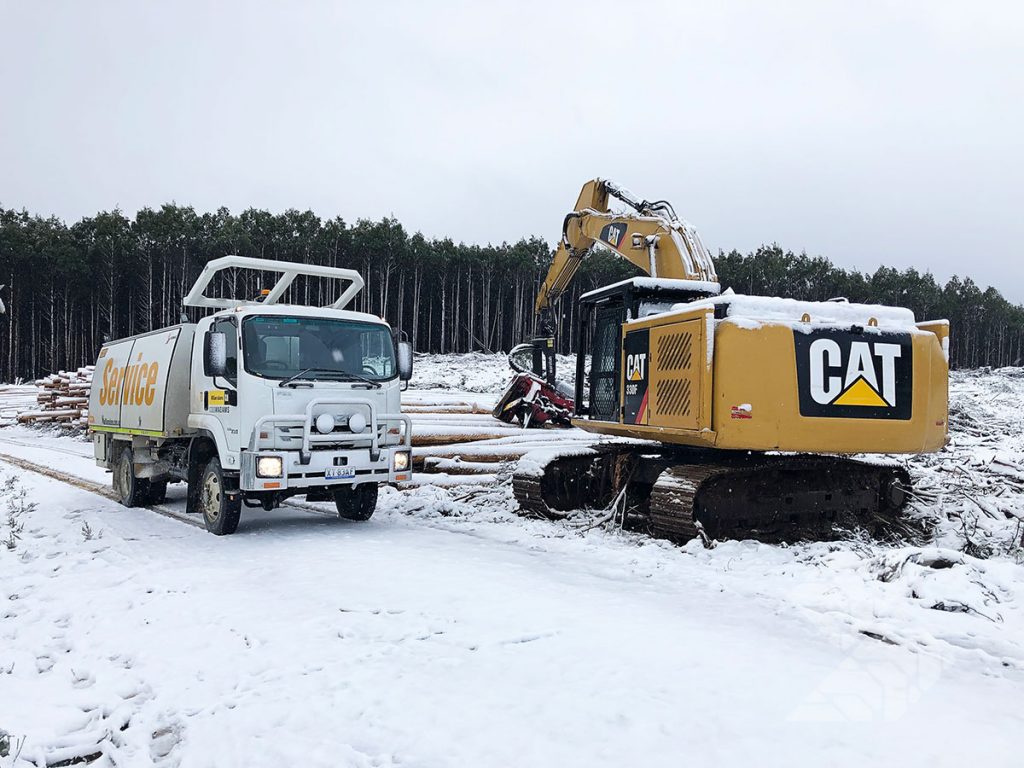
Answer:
[88, 256, 413, 535]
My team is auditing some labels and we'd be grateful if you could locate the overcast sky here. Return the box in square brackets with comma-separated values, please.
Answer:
[2, 1, 1021, 301]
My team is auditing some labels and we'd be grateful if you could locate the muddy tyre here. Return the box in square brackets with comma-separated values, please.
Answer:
[114, 446, 151, 508]
[334, 483, 378, 521]
[199, 458, 241, 535]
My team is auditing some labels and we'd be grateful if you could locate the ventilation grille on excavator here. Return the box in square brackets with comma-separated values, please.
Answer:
[655, 331, 693, 417]
[658, 331, 693, 371]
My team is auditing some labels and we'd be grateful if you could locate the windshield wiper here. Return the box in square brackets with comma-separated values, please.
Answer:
[328, 372, 382, 388]
[278, 367, 324, 387]
[278, 368, 381, 388]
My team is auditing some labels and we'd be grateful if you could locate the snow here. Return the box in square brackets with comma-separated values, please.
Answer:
[1, 462, 1022, 766]
[705, 310, 715, 365]
[0, 385, 38, 427]
[410, 352, 575, 394]
[909, 366, 1024, 555]
[514, 444, 600, 478]
[667, 294, 919, 329]
[580, 276, 721, 301]
[0, 364, 1023, 766]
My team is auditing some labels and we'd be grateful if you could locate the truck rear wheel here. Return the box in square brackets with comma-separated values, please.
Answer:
[334, 483, 378, 521]
[199, 458, 241, 535]
[114, 447, 151, 508]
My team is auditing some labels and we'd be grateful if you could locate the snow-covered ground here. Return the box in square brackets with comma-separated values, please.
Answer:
[411, 351, 575, 394]
[1, 361, 1023, 767]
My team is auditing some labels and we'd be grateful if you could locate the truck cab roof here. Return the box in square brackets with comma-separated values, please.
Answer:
[211, 303, 390, 327]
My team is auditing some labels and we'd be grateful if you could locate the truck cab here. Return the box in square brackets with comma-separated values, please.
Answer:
[89, 256, 412, 535]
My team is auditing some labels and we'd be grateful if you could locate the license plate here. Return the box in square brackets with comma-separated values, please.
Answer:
[325, 467, 356, 480]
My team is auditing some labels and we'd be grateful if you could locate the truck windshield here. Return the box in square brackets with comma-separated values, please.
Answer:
[242, 316, 396, 382]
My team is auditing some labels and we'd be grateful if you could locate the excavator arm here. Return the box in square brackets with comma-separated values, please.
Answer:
[495, 179, 721, 424]
[534, 179, 719, 322]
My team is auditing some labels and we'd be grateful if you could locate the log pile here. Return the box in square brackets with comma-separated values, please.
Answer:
[18, 367, 93, 428]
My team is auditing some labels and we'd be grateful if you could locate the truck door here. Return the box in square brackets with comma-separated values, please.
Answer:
[207, 318, 241, 449]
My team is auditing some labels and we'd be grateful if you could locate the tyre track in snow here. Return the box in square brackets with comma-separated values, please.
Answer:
[0, 437, 343, 533]
[0, 448, 205, 530]
[0, 431, 91, 459]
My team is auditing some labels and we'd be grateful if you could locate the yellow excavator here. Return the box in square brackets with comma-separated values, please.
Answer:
[510, 179, 949, 543]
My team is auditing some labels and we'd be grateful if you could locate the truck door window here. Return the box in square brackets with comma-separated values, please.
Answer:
[213, 319, 238, 385]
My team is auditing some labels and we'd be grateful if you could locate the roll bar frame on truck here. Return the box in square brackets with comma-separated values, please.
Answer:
[88, 256, 414, 535]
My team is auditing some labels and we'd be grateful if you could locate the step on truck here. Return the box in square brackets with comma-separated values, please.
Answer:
[88, 256, 413, 534]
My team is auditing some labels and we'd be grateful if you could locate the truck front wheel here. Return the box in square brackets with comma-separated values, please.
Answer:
[334, 483, 378, 521]
[114, 447, 151, 508]
[199, 458, 242, 535]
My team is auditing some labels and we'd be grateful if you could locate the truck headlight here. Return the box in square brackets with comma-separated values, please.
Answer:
[257, 455, 284, 478]
[393, 451, 410, 471]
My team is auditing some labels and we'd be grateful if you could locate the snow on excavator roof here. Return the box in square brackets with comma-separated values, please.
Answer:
[579, 276, 721, 301]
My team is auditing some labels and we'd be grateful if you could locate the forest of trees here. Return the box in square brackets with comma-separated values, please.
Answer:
[0, 204, 1021, 382]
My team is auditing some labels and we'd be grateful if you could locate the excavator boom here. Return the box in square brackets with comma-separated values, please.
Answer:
[534, 179, 717, 318]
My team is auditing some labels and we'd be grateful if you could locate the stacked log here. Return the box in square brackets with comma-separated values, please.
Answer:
[18, 367, 93, 428]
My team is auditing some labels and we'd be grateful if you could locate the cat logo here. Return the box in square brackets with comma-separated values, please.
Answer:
[794, 330, 913, 420]
[623, 329, 650, 424]
[600, 223, 626, 249]
[626, 352, 647, 382]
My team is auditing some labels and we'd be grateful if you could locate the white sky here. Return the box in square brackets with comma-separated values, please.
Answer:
[2, 1, 1022, 302]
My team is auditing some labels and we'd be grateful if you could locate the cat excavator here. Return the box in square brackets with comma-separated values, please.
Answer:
[509, 179, 950, 543]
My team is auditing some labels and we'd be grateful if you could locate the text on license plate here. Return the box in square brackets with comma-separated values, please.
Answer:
[325, 467, 356, 480]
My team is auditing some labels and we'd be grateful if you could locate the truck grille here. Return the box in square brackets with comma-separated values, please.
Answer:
[269, 423, 388, 450]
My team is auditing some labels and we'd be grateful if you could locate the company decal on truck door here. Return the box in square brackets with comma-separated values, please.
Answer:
[794, 330, 913, 420]
[623, 329, 650, 424]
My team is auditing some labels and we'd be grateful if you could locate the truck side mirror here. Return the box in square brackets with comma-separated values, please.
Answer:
[204, 331, 228, 378]
[397, 341, 413, 381]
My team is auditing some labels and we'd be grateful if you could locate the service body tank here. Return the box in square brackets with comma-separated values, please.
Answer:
[89, 325, 196, 437]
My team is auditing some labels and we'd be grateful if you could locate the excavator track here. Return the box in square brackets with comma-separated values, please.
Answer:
[648, 455, 911, 544]
[513, 446, 638, 520]
[646, 463, 722, 543]
[513, 448, 912, 544]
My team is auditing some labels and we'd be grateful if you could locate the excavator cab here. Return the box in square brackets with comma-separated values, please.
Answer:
[573, 278, 718, 421]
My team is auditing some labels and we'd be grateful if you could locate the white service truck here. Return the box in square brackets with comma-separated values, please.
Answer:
[88, 256, 413, 535]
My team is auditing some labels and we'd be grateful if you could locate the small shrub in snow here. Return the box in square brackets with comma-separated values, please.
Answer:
[1, 474, 36, 553]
